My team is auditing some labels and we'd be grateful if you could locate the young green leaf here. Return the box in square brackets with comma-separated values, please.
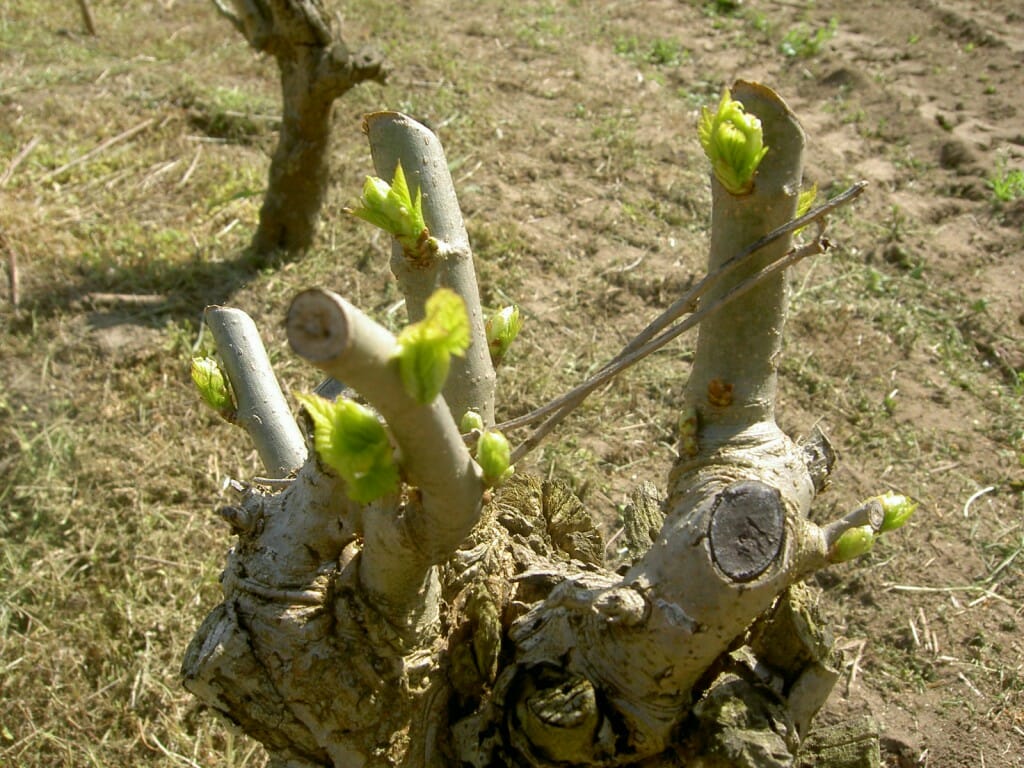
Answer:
[698, 88, 770, 195]
[830, 525, 876, 563]
[190, 356, 235, 421]
[476, 429, 514, 487]
[877, 492, 917, 533]
[346, 161, 429, 257]
[394, 288, 471, 404]
[485, 305, 522, 366]
[296, 393, 399, 503]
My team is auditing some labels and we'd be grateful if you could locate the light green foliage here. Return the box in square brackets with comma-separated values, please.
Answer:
[476, 429, 514, 487]
[347, 161, 429, 256]
[460, 409, 485, 433]
[485, 305, 523, 366]
[395, 288, 471, 404]
[698, 88, 770, 195]
[988, 156, 1024, 206]
[830, 525, 876, 563]
[190, 357, 235, 420]
[877, 492, 917, 533]
[780, 18, 838, 58]
[296, 393, 399, 503]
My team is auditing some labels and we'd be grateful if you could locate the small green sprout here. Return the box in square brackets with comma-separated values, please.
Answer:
[485, 305, 522, 366]
[296, 393, 399, 503]
[460, 409, 485, 434]
[678, 405, 699, 458]
[830, 525, 876, 563]
[476, 429, 514, 487]
[347, 161, 429, 257]
[394, 288, 471, 404]
[793, 181, 818, 236]
[877, 492, 917, 533]
[698, 88, 769, 195]
[191, 356, 235, 421]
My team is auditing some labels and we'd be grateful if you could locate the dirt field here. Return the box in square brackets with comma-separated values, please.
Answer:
[1, 0, 1022, 766]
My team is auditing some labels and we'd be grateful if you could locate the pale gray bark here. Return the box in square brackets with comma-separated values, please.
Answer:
[184, 84, 883, 767]
[364, 112, 497, 425]
[286, 288, 484, 628]
[205, 306, 308, 476]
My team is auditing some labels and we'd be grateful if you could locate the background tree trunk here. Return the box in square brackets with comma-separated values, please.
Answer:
[213, 0, 388, 258]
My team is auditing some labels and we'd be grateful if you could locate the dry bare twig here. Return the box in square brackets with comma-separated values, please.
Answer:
[41, 118, 155, 183]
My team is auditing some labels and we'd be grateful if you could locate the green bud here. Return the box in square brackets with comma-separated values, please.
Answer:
[830, 525, 876, 563]
[460, 409, 485, 433]
[677, 405, 699, 458]
[476, 429, 514, 487]
[877, 492, 917, 533]
[485, 305, 522, 366]
[296, 393, 399, 503]
[190, 356, 235, 420]
[346, 161, 429, 257]
[395, 288, 471, 404]
[793, 182, 818, 236]
[698, 88, 770, 195]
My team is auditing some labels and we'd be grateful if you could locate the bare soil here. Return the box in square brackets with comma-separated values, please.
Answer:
[1, 0, 1022, 766]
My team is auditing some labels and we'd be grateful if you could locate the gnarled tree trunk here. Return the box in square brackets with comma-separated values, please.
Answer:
[182, 83, 882, 767]
[213, 0, 388, 257]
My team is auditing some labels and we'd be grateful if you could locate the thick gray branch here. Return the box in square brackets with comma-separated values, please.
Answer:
[206, 306, 308, 476]
[364, 112, 497, 425]
[504, 83, 830, 761]
[286, 289, 484, 619]
[685, 79, 807, 432]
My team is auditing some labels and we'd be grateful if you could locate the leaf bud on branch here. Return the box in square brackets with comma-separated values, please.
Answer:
[346, 160, 430, 260]
[698, 88, 770, 195]
[190, 356, 235, 422]
[296, 393, 400, 503]
[485, 305, 522, 366]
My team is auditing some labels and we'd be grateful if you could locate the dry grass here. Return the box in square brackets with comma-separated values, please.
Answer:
[2, 0, 1022, 766]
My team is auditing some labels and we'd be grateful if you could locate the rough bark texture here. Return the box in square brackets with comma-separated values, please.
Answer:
[183, 85, 882, 766]
[215, 0, 388, 257]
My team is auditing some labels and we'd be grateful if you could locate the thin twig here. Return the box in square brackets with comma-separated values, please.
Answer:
[76, 0, 97, 36]
[1, 229, 19, 308]
[0, 136, 40, 187]
[502, 183, 866, 464]
[176, 144, 202, 188]
[508, 236, 832, 463]
[612, 180, 867, 362]
[499, 182, 866, 450]
[81, 292, 169, 308]
[41, 117, 155, 182]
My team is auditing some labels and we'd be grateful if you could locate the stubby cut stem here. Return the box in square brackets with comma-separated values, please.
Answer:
[287, 289, 484, 624]
[206, 306, 307, 476]
[364, 112, 497, 425]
